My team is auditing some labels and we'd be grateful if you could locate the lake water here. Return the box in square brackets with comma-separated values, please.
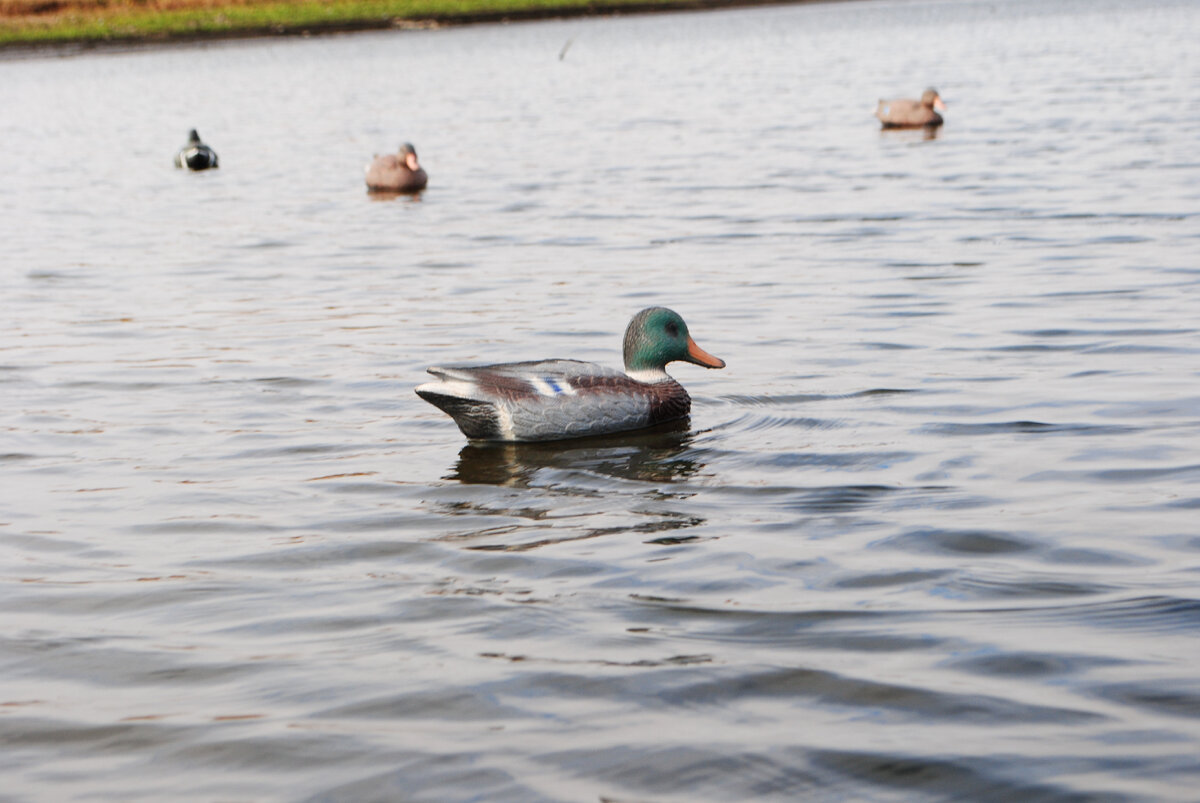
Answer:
[3, 0, 1200, 799]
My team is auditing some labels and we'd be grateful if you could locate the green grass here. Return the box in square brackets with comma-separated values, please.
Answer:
[0, 0, 723, 47]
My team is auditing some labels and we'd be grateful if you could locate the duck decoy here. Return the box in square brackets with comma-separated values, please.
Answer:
[416, 307, 726, 442]
[365, 142, 428, 193]
[875, 88, 947, 128]
[174, 129, 218, 170]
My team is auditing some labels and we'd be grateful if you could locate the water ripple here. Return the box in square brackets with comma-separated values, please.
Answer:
[3, 0, 1200, 800]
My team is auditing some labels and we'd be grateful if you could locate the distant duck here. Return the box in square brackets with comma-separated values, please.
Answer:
[875, 88, 947, 128]
[416, 307, 726, 442]
[174, 129, 219, 170]
[365, 142, 428, 193]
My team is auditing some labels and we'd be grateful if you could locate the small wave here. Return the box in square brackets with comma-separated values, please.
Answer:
[1016, 327, 1197, 338]
[850, 388, 920, 398]
[715, 389, 918, 407]
[785, 484, 919, 513]
[1043, 547, 1148, 567]
[990, 343, 1097, 352]
[953, 574, 1116, 599]
[247, 376, 326, 388]
[717, 393, 833, 406]
[656, 665, 1100, 724]
[61, 380, 169, 391]
[721, 413, 840, 433]
[238, 239, 293, 249]
[811, 749, 1123, 802]
[834, 568, 951, 589]
[876, 527, 1036, 555]
[1091, 679, 1200, 719]
[1025, 463, 1200, 484]
[987, 595, 1200, 635]
[1084, 344, 1196, 354]
[224, 443, 364, 460]
[1164, 498, 1200, 509]
[755, 452, 917, 472]
[947, 650, 1128, 678]
[1086, 235, 1153, 245]
[922, 421, 1134, 436]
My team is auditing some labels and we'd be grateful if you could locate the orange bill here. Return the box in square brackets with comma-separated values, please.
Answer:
[686, 336, 726, 369]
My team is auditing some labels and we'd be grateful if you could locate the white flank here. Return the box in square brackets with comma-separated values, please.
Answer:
[624, 367, 671, 384]
[497, 406, 516, 440]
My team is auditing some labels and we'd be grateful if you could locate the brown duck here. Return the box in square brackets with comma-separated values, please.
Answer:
[365, 143, 428, 193]
[875, 88, 947, 128]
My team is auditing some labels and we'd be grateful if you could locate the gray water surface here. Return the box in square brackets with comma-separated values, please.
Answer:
[3, 0, 1200, 799]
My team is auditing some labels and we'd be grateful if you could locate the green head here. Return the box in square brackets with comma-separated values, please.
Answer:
[622, 307, 725, 377]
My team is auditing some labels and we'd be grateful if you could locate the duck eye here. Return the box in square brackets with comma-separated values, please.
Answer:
[665, 321, 679, 337]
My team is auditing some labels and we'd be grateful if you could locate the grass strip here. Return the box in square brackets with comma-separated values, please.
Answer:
[0, 0, 772, 48]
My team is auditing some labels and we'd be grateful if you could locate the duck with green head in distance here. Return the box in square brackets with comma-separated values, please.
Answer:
[365, 142, 428, 193]
[174, 129, 218, 171]
[416, 307, 726, 442]
[875, 88, 947, 128]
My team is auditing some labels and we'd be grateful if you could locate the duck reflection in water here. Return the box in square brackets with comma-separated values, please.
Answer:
[448, 419, 701, 487]
[879, 124, 941, 142]
[367, 189, 424, 203]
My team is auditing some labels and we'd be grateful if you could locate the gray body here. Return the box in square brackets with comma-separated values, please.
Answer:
[416, 360, 689, 442]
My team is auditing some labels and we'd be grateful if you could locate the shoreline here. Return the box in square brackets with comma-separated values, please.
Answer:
[0, 0, 838, 59]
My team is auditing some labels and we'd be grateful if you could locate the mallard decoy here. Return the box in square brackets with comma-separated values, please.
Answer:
[365, 143, 428, 193]
[174, 129, 218, 170]
[875, 88, 947, 128]
[416, 307, 726, 442]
